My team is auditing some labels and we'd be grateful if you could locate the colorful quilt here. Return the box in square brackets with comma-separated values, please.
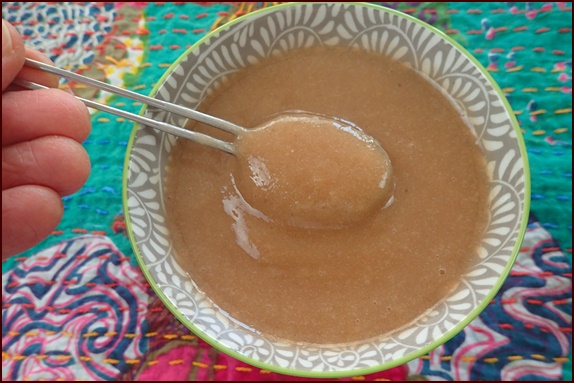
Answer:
[2, 2, 572, 381]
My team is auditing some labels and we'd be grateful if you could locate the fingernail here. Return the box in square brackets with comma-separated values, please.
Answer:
[2, 20, 13, 56]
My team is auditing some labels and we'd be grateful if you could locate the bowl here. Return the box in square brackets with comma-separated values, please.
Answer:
[123, 2, 530, 378]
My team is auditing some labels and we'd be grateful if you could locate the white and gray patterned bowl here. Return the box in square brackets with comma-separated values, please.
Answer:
[123, 3, 530, 378]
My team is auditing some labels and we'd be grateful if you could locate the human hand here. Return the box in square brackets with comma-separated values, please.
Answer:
[2, 19, 92, 260]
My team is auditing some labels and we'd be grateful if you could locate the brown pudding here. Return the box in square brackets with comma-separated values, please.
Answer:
[165, 46, 489, 344]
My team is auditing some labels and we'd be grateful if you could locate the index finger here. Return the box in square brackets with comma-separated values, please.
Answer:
[20, 47, 60, 89]
[5, 47, 61, 92]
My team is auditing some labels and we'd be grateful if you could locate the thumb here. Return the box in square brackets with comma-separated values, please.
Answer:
[2, 19, 25, 92]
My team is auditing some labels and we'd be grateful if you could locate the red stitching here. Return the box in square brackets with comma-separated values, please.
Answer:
[542, 247, 561, 253]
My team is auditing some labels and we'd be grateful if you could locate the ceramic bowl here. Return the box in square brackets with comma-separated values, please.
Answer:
[123, 2, 530, 378]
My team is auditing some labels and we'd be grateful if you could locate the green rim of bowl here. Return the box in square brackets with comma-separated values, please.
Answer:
[122, 2, 531, 378]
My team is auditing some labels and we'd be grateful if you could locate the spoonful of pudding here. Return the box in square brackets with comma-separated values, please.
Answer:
[234, 112, 394, 229]
[18, 59, 395, 230]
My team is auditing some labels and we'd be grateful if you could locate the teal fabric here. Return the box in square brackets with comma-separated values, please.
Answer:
[450, 2, 572, 253]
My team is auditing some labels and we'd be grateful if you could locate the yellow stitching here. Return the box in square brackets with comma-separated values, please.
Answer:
[554, 128, 569, 134]
[105, 55, 121, 65]
[506, 65, 524, 72]
[533, 130, 546, 135]
[554, 357, 569, 362]
[12, 353, 560, 367]
[523, 88, 538, 92]
[555, 108, 572, 114]
[530, 109, 547, 115]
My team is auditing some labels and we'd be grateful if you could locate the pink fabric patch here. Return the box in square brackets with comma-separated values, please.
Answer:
[138, 345, 198, 381]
